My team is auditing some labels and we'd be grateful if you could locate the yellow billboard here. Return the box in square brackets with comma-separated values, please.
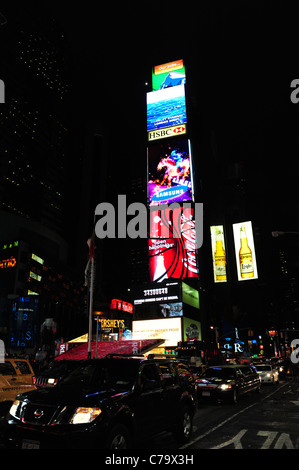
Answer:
[233, 221, 258, 281]
[210, 225, 227, 283]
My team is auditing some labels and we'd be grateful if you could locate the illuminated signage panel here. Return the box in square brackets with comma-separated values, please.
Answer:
[183, 317, 201, 341]
[132, 317, 182, 346]
[9, 297, 39, 348]
[232, 221, 258, 281]
[152, 59, 185, 91]
[147, 84, 187, 133]
[182, 282, 200, 309]
[148, 206, 199, 282]
[148, 123, 187, 142]
[148, 139, 193, 206]
[110, 298, 133, 313]
[210, 225, 227, 283]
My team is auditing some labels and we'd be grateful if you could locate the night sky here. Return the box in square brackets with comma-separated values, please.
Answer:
[3, 1, 299, 305]
[44, 0, 299, 213]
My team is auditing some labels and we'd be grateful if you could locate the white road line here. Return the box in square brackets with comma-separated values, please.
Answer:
[180, 382, 291, 449]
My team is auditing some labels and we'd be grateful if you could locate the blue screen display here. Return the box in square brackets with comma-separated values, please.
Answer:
[147, 84, 187, 132]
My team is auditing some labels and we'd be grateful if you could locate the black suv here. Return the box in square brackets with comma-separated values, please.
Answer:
[5, 355, 197, 449]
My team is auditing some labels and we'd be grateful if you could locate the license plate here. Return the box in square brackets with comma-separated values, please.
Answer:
[202, 391, 210, 396]
[22, 439, 40, 449]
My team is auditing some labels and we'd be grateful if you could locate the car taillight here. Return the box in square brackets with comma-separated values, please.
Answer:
[32, 376, 36, 384]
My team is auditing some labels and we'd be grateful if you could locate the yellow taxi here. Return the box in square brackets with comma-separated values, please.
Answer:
[0, 358, 36, 404]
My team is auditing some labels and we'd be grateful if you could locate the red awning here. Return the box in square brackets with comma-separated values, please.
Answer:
[55, 339, 165, 361]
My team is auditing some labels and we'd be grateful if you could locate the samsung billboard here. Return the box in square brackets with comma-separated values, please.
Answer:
[148, 139, 194, 206]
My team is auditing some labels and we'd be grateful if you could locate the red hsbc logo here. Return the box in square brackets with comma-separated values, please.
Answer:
[173, 126, 185, 134]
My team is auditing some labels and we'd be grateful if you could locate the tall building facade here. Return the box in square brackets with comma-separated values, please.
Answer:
[0, 3, 87, 352]
[0, 2, 70, 236]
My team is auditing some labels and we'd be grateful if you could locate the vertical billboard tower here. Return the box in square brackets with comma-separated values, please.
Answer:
[132, 61, 202, 353]
[146, 59, 199, 283]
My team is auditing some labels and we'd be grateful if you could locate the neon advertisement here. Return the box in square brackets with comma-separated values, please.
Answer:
[146, 84, 187, 132]
[152, 59, 186, 91]
[148, 206, 199, 282]
[148, 139, 193, 206]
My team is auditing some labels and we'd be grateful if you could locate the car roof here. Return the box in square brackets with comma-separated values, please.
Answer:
[207, 364, 251, 368]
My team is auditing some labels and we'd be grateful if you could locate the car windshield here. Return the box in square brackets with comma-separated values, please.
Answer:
[255, 365, 271, 371]
[60, 359, 140, 389]
[202, 368, 236, 379]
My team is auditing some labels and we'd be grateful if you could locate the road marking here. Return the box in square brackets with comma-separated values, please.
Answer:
[274, 433, 294, 449]
[257, 430, 278, 449]
[211, 429, 247, 449]
[180, 381, 291, 449]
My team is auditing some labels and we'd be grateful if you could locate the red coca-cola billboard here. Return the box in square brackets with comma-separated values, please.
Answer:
[148, 205, 199, 282]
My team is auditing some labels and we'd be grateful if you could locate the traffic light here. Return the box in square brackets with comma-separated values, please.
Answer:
[259, 336, 264, 355]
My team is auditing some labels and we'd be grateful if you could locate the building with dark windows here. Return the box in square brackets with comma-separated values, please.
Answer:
[0, 3, 87, 355]
[0, 2, 70, 235]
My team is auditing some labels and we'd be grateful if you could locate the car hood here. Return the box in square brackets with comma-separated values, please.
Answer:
[18, 384, 131, 407]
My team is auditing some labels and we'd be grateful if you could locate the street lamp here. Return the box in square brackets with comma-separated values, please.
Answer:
[272, 231, 299, 237]
[94, 311, 105, 358]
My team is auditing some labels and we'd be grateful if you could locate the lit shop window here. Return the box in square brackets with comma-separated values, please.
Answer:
[29, 271, 42, 282]
[31, 253, 44, 265]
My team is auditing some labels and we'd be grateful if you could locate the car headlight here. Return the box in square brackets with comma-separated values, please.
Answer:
[69, 407, 102, 424]
[219, 384, 232, 390]
[47, 378, 58, 385]
[279, 367, 284, 372]
[266, 373, 271, 377]
[9, 400, 21, 419]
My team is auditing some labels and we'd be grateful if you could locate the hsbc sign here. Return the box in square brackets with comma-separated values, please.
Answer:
[148, 124, 187, 142]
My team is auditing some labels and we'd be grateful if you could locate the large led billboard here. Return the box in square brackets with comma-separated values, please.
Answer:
[210, 225, 227, 283]
[132, 317, 182, 347]
[232, 221, 258, 281]
[147, 84, 187, 133]
[148, 139, 193, 206]
[148, 206, 199, 282]
[152, 59, 186, 91]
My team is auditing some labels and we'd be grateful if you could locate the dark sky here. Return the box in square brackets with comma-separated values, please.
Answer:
[17, 1, 299, 234]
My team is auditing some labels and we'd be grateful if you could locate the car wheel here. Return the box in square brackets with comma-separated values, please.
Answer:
[173, 405, 193, 443]
[106, 423, 132, 449]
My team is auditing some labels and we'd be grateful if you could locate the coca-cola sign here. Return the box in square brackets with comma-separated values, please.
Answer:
[149, 205, 199, 282]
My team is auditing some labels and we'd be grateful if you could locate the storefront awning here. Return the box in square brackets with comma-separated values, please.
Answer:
[55, 339, 165, 361]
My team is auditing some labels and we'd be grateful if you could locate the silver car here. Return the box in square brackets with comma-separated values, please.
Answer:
[254, 363, 279, 384]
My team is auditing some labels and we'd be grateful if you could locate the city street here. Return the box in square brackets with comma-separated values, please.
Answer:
[1, 376, 298, 451]
[140, 377, 299, 450]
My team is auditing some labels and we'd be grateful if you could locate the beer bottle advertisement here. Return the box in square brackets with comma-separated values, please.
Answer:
[210, 225, 227, 283]
[232, 221, 258, 281]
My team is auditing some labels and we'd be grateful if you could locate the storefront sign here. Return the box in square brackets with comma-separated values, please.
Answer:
[0, 256, 16, 269]
[110, 299, 133, 313]
[99, 319, 125, 329]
